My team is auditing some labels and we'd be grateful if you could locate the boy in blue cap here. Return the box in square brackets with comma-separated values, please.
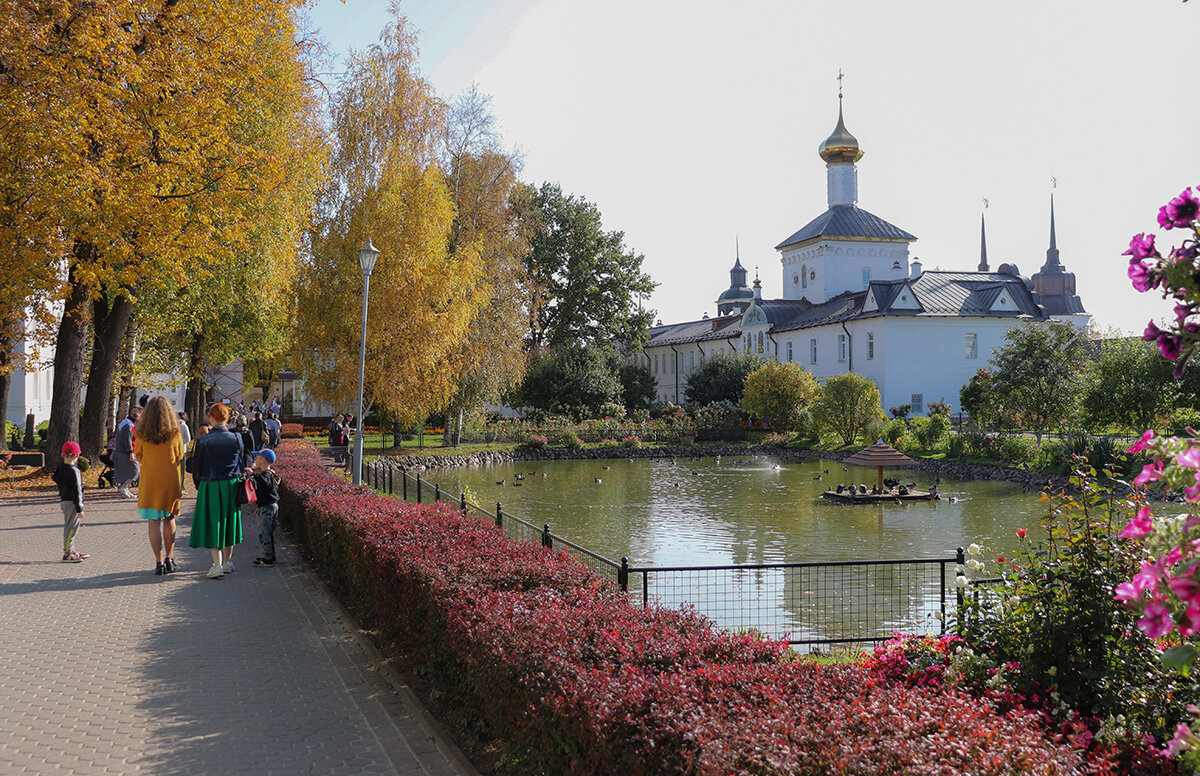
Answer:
[244, 449, 282, 567]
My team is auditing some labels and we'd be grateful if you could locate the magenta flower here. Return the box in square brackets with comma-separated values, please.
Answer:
[1134, 460, 1165, 486]
[1164, 723, 1194, 758]
[1139, 598, 1175, 639]
[1178, 447, 1200, 470]
[1119, 506, 1155, 539]
[1124, 232, 1158, 260]
[1168, 566, 1200, 603]
[1144, 320, 1164, 342]
[1128, 259, 1159, 292]
[1175, 240, 1199, 262]
[1158, 187, 1200, 230]
[1178, 304, 1195, 324]
[1126, 429, 1155, 454]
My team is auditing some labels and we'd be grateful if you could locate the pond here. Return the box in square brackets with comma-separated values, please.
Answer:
[400, 454, 1124, 645]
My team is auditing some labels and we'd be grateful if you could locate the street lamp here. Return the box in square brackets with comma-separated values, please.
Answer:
[353, 238, 380, 486]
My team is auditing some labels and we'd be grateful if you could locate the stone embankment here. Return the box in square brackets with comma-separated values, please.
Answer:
[377, 444, 1074, 492]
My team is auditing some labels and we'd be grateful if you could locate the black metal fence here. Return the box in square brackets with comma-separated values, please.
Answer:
[362, 460, 965, 647]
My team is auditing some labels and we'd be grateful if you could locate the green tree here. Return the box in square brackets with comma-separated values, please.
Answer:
[989, 321, 1091, 442]
[683, 350, 762, 406]
[740, 362, 819, 432]
[959, 368, 998, 428]
[618, 361, 656, 413]
[517, 345, 623, 421]
[522, 182, 657, 350]
[1082, 337, 1179, 432]
[811, 373, 884, 446]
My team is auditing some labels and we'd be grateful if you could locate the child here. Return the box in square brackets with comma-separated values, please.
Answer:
[246, 449, 282, 567]
[52, 442, 88, 562]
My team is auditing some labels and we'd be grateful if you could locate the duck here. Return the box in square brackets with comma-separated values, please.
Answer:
[602, 465, 611, 470]
[948, 496, 958, 503]
[813, 475, 822, 481]
[495, 480, 504, 485]
[594, 477, 602, 483]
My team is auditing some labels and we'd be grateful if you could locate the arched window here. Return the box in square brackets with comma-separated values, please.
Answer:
[801, 264, 808, 289]
[757, 332, 764, 353]
[862, 267, 871, 289]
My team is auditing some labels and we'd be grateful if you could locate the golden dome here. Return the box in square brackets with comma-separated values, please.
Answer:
[818, 100, 863, 164]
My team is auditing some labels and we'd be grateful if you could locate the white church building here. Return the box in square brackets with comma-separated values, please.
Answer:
[642, 99, 1089, 416]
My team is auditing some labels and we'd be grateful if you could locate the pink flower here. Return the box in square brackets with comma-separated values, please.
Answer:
[1016, 528, 1027, 539]
[1123, 232, 1158, 260]
[1169, 566, 1200, 603]
[1134, 461, 1165, 486]
[1126, 430, 1155, 454]
[1139, 599, 1175, 639]
[1114, 581, 1144, 604]
[1119, 506, 1155, 539]
[1128, 259, 1160, 293]
[1163, 723, 1194, 758]
[1158, 187, 1200, 230]
[1178, 448, 1200, 470]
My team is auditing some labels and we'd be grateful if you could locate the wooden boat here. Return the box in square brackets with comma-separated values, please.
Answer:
[821, 488, 939, 503]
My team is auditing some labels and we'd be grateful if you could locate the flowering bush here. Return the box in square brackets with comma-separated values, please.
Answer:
[525, 433, 548, 449]
[280, 422, 303, 438]
[273, 438, 1122, 774]
[761, 431, 791, 448]
[556, 430, 584, 449]
[621, 435, 641, 449]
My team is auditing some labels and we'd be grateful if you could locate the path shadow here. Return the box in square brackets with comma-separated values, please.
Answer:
[1, 570, 176, 595]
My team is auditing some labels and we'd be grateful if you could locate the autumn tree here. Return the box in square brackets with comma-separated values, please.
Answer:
[0, 1, 324, 462]
[812, 373, 885, 446]
[295, 14, 487, 429]
[522, 182, 657, 350]
[741, 361, 820, 432]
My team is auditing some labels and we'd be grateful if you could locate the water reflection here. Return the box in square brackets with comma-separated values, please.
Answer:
[426, 456, 1063, 642]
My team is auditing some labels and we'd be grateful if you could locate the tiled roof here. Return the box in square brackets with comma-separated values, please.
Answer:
[646, 315, 742, 347]
[775, 205, 917, 249]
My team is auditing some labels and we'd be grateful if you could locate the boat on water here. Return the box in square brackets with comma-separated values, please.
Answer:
[821, 488, 939, 503]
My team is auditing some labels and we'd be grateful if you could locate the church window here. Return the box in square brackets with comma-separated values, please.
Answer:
[689, 352, 694, 370]
[757, 332, 764, 353]
[862, 267, 871, 289]
[787, 341, 793, 362]
[654, 354, 659, 374]
[801, 265, 808, 289]
[838, 334, 847, 362]
[810, 338, 817, 365]
[965, 333, 977, 359]
[867, 332, 874, 360]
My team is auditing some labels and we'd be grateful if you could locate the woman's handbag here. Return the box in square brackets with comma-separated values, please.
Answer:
[236, 476, 258, 506]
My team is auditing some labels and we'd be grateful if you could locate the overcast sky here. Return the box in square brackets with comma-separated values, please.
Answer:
[306, 0, 1199, 336]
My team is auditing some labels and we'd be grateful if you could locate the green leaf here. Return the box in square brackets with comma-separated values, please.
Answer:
[1161, 645, 1198, 672]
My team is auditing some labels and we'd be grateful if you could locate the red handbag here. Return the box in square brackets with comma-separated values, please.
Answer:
[243, 477, 258, 504]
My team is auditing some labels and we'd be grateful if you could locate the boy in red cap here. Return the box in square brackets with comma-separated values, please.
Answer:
[52, 442, 88, 562]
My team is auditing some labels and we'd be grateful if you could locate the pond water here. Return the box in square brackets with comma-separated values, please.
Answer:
[407, 454, 1130, 645]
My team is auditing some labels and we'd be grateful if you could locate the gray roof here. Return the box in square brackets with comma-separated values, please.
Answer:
[773, 292, 865, 333]
[775, 205, 917, 249]
[646, 315, 743, 347]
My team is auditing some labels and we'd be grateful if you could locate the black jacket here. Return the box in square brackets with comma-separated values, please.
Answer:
[248, 419, 266, 449]
[52, 463, 83, 511]
[249, 470, 281, 507]
[187, 427, 245, 484]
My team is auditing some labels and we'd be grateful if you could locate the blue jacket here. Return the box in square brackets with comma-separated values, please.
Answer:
[187, 426, 245, 483]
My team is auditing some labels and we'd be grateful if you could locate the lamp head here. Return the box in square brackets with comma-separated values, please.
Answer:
[357, 238, 380, 276]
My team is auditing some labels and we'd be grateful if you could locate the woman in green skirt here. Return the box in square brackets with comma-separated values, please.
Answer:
[187, 402, 247, 579]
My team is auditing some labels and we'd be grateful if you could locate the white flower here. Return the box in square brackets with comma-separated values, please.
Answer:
[1047, 666, 1057, 677]
[933, 611, 945, 621]
[968, 543, 982, 556]
[966, 559, 982, 571]
[955, 575, 968, 588]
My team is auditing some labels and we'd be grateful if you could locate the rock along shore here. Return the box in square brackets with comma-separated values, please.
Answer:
[376, 444, 1074, 493]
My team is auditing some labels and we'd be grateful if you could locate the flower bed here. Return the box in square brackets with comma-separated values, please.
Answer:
[280, 422, 304, 438]
[274, 438, 1123, 774]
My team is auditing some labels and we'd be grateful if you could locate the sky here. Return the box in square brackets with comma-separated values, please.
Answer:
[306, 0, 1199, 336]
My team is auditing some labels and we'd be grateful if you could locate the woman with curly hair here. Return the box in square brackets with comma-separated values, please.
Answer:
[187, 402, 244, 578]
[134, 396, 185, 575]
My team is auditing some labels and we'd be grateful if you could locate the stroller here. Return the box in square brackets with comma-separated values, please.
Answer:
[97, 449, 116, 489]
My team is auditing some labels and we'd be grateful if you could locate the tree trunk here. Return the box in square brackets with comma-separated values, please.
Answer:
[79, 292, 134, 459]
[46, 252, 93, 469]
[183, 332, 205, 433]
[0, 336, 10, 452]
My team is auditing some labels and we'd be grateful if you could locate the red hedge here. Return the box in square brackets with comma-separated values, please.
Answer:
[280, 422, 303, 438]
[273, 439, 1120, 775]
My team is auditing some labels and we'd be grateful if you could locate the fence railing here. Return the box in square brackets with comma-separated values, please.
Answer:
[362, 460, 966, 647]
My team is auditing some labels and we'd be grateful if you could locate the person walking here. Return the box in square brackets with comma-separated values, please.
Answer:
[328, 414, 346, 463]
[233, 414, 255, 469]
[135, 397, 185, 575]
[177, 411, 192, 492]
[188, 403, 244, 579]
[113, 407, 142, 498]
[52, 442, 88, 563]
[263, 412, 281, 449]
[248, 411, 266, 450]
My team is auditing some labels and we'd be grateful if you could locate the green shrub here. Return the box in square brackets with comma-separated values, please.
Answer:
[914, 413, 950, 449]
[1031, 440, 1067, 473]
[880, 418, 907, 446]
[1169, 407, 1200, 436]
[947, 434, 967, 459]
[556, 430, 584, 449]
[995, 435, 1035, 465]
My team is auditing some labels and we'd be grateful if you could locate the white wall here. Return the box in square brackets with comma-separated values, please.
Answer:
[780, 239, 909, 303]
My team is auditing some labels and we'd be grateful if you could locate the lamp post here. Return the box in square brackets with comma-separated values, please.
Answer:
[353, 238, 380, 486]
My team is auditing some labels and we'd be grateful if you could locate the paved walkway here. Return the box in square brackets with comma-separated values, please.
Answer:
[0, 484, 479, 776]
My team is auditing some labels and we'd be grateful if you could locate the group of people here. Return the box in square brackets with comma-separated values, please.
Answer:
[327, 413, 358, 464]
[52, 397, 284, 577]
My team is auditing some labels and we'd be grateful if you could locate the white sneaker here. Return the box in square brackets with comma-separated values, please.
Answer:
[118, 487, 133, 498]
[206, 564, 224, 579]
[222, 561, 235, 574]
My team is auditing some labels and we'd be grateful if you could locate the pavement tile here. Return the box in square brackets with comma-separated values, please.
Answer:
[1, 485, 478, 775]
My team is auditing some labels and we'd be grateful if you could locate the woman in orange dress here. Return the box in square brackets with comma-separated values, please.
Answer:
[134, 396, 185, 575]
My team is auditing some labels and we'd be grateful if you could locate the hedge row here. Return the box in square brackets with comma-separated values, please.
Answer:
[273, 438, 1121, 775]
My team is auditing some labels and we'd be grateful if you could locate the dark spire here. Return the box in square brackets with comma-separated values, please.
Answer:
[978, 212, 989, 272]
[1042, 193, 1062, 272]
